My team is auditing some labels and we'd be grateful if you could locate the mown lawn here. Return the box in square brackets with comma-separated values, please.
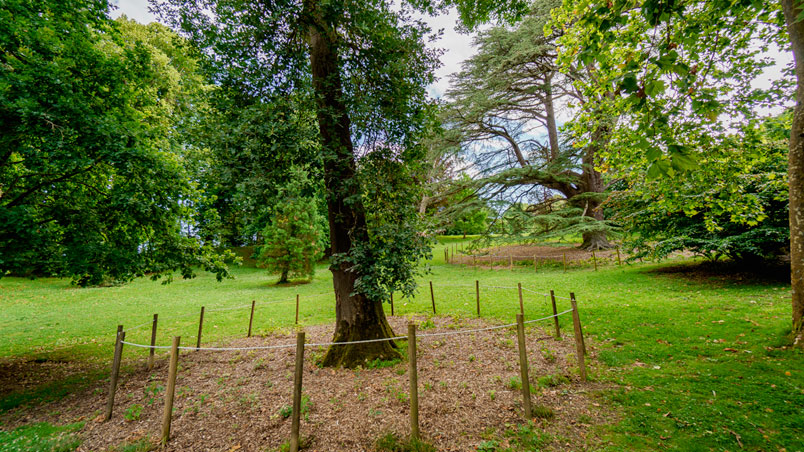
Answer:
[1, 239, 802, 451]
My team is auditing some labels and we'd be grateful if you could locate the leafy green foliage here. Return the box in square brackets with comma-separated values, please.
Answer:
[611, 116, 789, 262]
[0, 2, 233, 285]
[256, 168, 325, 283]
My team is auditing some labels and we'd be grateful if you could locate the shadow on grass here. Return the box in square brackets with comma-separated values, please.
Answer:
[644, 259, 790, 285]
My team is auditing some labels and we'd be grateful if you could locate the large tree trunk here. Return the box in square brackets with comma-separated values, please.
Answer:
[782, 0, 804, 346]
[578, 144, 611, 250]
[303, 0, 400, 366]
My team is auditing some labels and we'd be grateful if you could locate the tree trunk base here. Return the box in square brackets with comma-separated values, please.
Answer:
[579, 231, 612, 251]
[321, 300, 401, 368]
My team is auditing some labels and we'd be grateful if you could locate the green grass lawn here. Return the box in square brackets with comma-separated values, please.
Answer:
[1, 239, 802, 451]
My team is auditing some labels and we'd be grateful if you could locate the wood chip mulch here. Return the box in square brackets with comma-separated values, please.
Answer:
[2, 316, 617, 451]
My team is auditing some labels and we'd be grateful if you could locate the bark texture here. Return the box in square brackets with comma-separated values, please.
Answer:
[303, 0, 400, 366]
[782, 0, 804, 346]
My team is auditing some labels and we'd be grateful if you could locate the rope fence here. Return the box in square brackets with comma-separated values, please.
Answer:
[103, 282, 590, 450]
[442, 245, 624, 272]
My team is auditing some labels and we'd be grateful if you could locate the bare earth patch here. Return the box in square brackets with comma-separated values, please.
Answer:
[451, 244, 623, 269]
[2, 316, 616, 451]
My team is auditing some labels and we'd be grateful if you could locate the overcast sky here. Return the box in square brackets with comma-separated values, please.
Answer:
[110, 0, 476, 98]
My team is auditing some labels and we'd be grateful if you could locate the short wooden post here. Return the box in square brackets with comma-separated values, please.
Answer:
[429, 281, 436, 314]
[161, 336, 181, 444]
[247, 300, 256, 338]
[570, 293, 586, 355]
[390, 292, 394, 316]
[518, 283, 524, 314]
[408, 323, 420, 440]
[533, 255, 537, 272]
[592, 250, 597, 271]
[550, 290, 560, 339]
[570, 296, 587, 381]
[473, 255, 476, 267]
[295, 294, 300, 325]
[562, 252, 567, 273]
[515, 313, 532, 418]
[509, 254, 513, 270]
[104, 325, 125, 421]
[475, 280, 481, 317]
[148, 314, 158, 370]
[196, 306, 204, 351]
[290, 331, 305, 452]
[616, 247, 621, 266]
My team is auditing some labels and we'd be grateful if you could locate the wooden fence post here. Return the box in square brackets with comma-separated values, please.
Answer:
[549, 290, 560, 339]
[295, 294, 300, 325]
[408, 323, 420, 441]
[518, 283, 524, 315]
[290, 331, 306, 452]
[515, 313, 532, 418]
[148, 314, 158, 370]
[570, 293, 586, 355]
[563, 252, 567, 273]
[616, 247, 621, 266]
[196, 307, 204, 351]
[161, 336, 180, 444]
[509, 255, 513, 271]
[533, 255, 537, 272]
[429, 281, 436, 314]
[247, 300, 256, 338]
[592, 250, 597, 271]
[104, 325, 125, 421]
[475, 280, 480, 317]
[570, 296, 587, 381]
[390, 292, 394, 316]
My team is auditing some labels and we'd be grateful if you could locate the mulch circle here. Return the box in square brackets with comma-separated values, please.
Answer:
[3, 316, 616, 451]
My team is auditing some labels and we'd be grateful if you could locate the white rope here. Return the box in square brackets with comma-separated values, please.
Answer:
[118, 309, 574, 351]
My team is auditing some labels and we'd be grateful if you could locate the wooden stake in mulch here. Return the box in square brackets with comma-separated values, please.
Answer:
[570, 293, 586, 355]
[562, 252, 567, 273]
[518, 283, 524, 314]
[148, 314, 158, 370]
[290, 331, 306, 452]
[570, 296, 587, 381]
[196, 306, 205, 351]
[104, 325, 125, 421]
[247, 300, 256, 338]
[515, 313, 532, 418]
[390, 292, 394, 316]
[475, 280, 481, 317]
[429, 281, 436, 314]
[549, 290, 560, 339]
[592, 250, 597, 271]
[161, 336, 181, 444]
[408, 323, 420, 440]
[616, 247, 621, 266]
[295, 294, 300, 325]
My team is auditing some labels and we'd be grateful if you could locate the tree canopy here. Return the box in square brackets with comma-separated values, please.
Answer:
[0, 0, 231, 285]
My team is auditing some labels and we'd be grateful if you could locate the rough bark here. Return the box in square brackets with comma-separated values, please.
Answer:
[782, 0, 804, 346]
[303, 0, 400, 366]
[544, 75, 560, 161]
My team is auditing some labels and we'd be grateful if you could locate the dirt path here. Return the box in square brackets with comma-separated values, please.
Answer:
[2, 316, 615, 451]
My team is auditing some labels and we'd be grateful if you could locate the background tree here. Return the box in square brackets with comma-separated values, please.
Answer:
[256, 168, 325, 284]
[443, 2, 616, 249]
[0, 1, 232, 286]
[155, 0, 437, 366]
